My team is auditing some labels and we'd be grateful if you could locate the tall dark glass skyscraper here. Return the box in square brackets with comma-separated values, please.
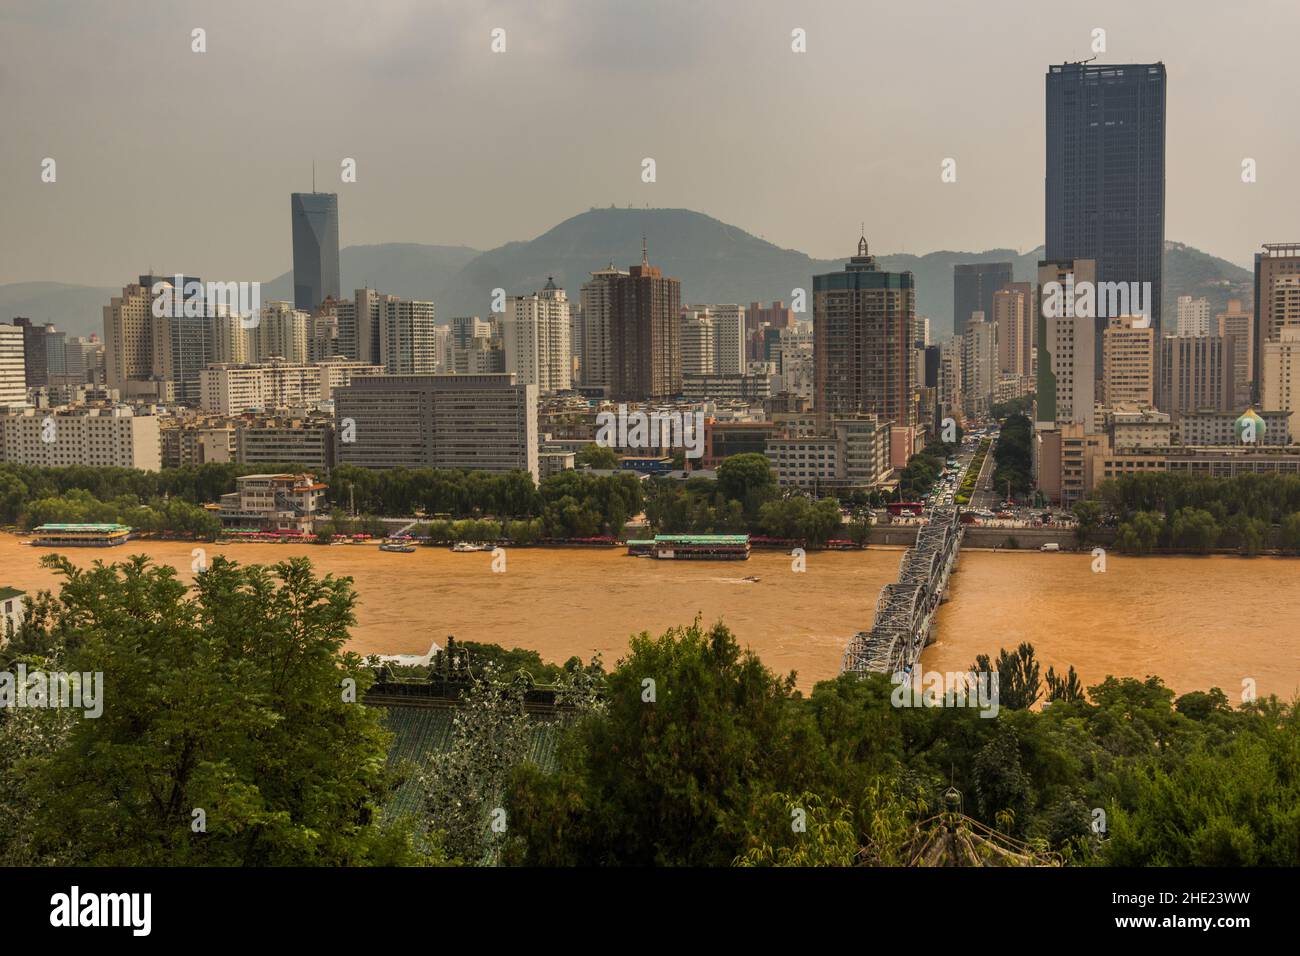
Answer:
[1046, 61, 1166, 363]
[953, 261, 1013, 338]
[291, 192, 341, 313]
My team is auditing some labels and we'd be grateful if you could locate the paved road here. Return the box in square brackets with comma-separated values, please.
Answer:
[969, 435, 1001, 512]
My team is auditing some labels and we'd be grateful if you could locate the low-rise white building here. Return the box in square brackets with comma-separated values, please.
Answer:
[766, 415, 892, 491]
[0, 405, 161, 470]
[0, 587, 26, 645]
[218, 473, 326, 533]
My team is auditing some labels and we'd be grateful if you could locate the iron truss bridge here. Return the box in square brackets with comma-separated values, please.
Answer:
[841, 506, 964, 676]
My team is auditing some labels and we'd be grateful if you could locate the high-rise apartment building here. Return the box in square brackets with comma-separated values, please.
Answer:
[334, 373, 538, 480]
[1262, 328, 1300, 444]
[290, 192, 340, 313]
[774, 323, 815, 403]
[10, 319, 47, 388]
[1046, 62, 1167, 352]
[379, 295, 438, 375]
[962, 312, 998, 418]
[680, 309, 715, 376]
[61, 335, 105, 386]
[939, 336, 964, 422]
[251, 301, 310, 364]
[814, 235, 916, 428]
[307, 302, 341, 362]
[211, 310, 251, 366]
[1035, 258, 1097, 429]
[1176, 295, 1212, 337]
[504, 278, 571, 392]
[1216, 298, 1253, 408]
[143, 274, 211, 405]
[0, 325, 26, 407]
[452, 336, 505, 374]
[992, 282, 1034, 377]
[745, 300, 795, 362]
[1102, 315, 1155, 407]
[579, 265, 626, 394]
[103, 276, 174, 401]
[953, 262, 1013, 338]
[1255, 247, 1300, 401]
[450, 315, 493, 351]
[705, 303, 745, 375]
[609, 247, 681, 401]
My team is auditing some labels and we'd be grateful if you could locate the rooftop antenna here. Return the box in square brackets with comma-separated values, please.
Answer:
[641, 235, 649, 267]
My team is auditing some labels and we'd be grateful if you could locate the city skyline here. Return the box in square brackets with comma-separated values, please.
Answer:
[2, 0, 1298, 288]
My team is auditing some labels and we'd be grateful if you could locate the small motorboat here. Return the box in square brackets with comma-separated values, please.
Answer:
[743, 575, 761, 583]
[380, 540, 417, 553]
[450, 541, 490, 552]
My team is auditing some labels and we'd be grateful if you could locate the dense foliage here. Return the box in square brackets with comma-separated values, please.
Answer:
[898, 440, 957, 499]
[4, 564, 1296, 868]
[641, 453, 862, 545]
[992, 414, 1033, 499]
[1084, 472, 1300, 555]
[500, 622, 1300, 867]
[0, 461, 302, 537]
[991, 395, 1034, 419]
[0, 555, 416, 865]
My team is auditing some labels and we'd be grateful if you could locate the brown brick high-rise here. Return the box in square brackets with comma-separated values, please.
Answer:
[610, 242, 681, 400]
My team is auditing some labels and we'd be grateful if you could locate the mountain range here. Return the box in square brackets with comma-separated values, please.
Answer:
[0, 208, 1254, 341]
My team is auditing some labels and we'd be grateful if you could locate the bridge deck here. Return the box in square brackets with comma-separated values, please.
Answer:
[842, 506, 963, 676]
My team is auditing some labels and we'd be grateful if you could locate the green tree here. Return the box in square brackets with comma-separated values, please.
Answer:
[971, 642, 1041, 710]
[1072, 499, 1103, 545]
[504, 619, 803, 866]
[1115, 510, 1164, 555]
[11, 554, 415, 866]
[575, 444, 620, 470]
[845, 514, 873, 547]
[1281, 513, 1300, 554]
[716, 453, 776, 517]
[1045, 664, 1085, 703]
[1168, 507, 1220, 554]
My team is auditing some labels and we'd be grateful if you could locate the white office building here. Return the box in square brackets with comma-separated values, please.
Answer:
[0, 324, 26, 407]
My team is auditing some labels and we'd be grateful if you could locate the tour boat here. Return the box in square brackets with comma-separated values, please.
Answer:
[450, 541, 490, 552]
[380, 540, 417, 553]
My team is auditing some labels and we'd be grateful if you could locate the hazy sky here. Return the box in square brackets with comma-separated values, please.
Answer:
[2, 0, 1297, 287]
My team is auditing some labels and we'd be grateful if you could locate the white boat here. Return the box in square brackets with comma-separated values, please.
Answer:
[450, 541, 490, 552]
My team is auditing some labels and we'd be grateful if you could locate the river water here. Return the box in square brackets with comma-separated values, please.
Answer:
[1, 535, 1296, 698]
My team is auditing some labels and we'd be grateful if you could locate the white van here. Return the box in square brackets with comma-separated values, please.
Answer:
[1040, 542, 1060, 552]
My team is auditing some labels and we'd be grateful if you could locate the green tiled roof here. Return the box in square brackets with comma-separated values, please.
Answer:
[378, 705, 565, 823]
[33, 523, 132, 532]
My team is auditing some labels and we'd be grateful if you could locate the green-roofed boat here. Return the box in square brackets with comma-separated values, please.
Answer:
[626, 534, 750, 560]
[30, 523, 134, 547]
